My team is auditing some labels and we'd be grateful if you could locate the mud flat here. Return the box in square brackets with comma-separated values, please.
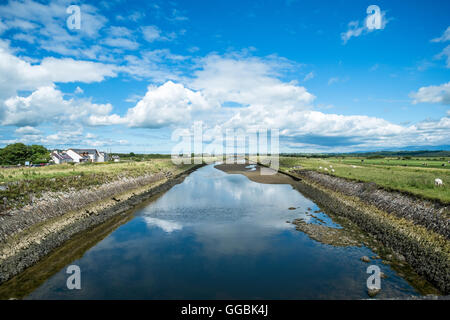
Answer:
[0, 165, 202, 286]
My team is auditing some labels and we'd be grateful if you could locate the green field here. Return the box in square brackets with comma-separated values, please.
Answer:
[279, 156, 450, 204]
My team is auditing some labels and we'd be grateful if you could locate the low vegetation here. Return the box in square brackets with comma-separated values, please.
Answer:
[113, 152, 171, 161]
[279, 156, 450, 203]
[0, 159, 196, 211]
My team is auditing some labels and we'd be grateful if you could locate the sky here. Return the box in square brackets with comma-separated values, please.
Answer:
[0, 0, 449, 153]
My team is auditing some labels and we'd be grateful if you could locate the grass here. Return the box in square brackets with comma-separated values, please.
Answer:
[0, 160, 181, 182]
[0, 159, 197, 211]
[278, 156, 450, 204]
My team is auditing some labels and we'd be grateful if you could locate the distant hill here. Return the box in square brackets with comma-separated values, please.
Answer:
[282, 150, 450, 158]
[344, 150, 450, 157]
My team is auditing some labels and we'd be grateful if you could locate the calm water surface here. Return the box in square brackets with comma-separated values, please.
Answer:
[26, 164, 420, 299]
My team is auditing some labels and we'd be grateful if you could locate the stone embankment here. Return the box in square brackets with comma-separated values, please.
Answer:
[287, 169, 450, 295]
[0, 165, 201, 285]
[294, 170, 449, 239]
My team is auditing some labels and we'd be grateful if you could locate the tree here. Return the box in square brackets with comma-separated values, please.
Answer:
[0, 143, 50, 165]
[30, 145, 50, 163]
[0, 143, 30, 165]
[30, 144, 48, 155]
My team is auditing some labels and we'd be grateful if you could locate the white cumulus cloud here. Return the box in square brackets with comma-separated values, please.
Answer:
[410, 82, 450, 105]
[191, 53, 314, 109]
[2, 86, 115, 127]
[125, 81, 213, 128]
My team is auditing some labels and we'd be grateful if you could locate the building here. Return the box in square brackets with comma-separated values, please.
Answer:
[52, 149, 109, 164]
[99, 152, 110, 162]
[51, 151, 74, 164]
[112, 155, 120, 162]
[66, 149, 106, 163]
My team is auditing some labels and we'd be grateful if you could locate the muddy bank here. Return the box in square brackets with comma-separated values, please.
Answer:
[215, 163, 293, 184]
[0, 165, 201, 286]
[292, 218, 361, 247]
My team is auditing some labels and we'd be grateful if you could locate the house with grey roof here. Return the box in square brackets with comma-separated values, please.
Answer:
[51, 149, 109, 164]
[51, 151, 74, 164]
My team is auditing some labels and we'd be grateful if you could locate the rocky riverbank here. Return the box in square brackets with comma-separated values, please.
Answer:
[0, 164, 202, 286]
[286, 169, 450, 295]
[292, 170, 450, 239]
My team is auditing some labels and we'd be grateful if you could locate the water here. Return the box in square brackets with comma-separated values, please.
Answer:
[23, 164, 420, 299]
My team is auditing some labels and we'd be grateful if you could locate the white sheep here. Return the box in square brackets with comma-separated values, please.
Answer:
[331, 169, 335, 173]
[319, 166, 323, 169]
[324, 168, 328, 171]
[435, 178, 443, 187]
[351, 165, 357, 168]
[329, 165, 333, 168]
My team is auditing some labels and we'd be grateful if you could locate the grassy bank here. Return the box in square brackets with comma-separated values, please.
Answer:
[0, 159, 196, 212]
[278, 156, 450, 203]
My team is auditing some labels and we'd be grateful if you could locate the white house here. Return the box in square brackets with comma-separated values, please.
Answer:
[112, 155, 120, 162]
[51, 151, 73, 164]
[98, 152, 110, 162]
[52, 149, 109, 164]
[67, 149, 109, 163]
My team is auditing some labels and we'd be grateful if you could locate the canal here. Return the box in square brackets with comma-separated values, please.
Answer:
[4, 164, 424, 299]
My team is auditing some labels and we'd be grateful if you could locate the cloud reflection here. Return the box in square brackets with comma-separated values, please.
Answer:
[138, 165, 317, 255]
[144, 217, 183, 233]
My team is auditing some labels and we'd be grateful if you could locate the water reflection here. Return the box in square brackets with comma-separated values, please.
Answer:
[24, 164, 420, 299]
[138, 167, 314, 256]
[143, 217, 182, 233]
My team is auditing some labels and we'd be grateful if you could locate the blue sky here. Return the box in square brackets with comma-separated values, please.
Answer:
[0, 0, 449, 153]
